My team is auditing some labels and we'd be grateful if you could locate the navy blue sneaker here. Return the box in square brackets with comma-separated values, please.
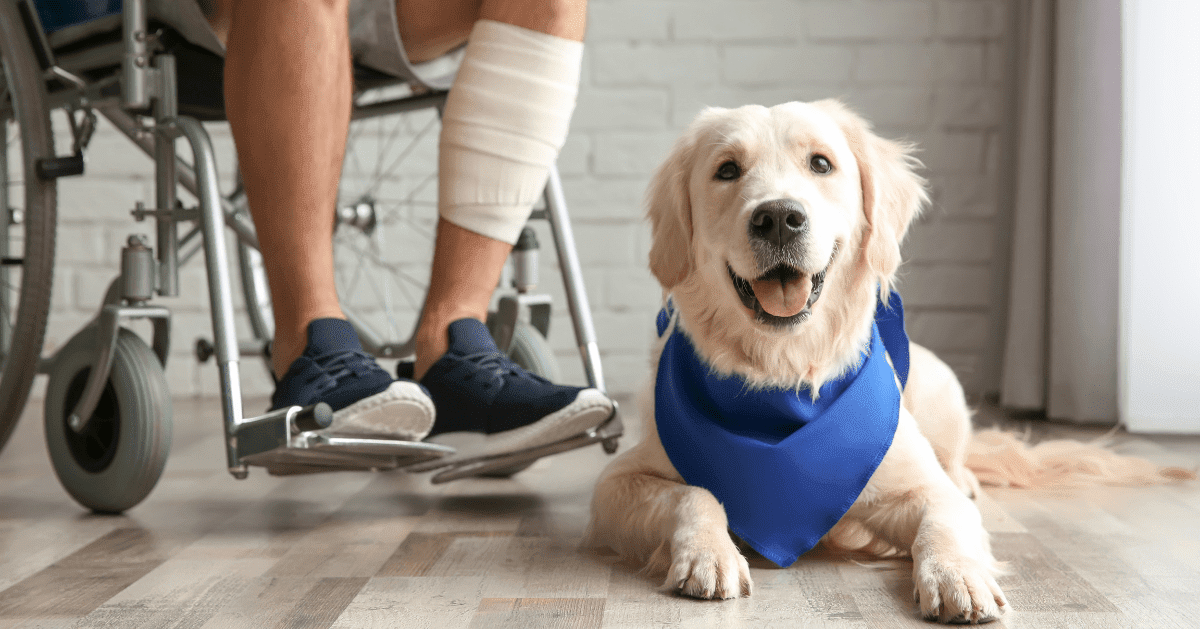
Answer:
[272, 318, 434, 440]
[398, 318, 614, 467]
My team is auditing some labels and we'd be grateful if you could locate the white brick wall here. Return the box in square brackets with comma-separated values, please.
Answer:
[39, 0, 1012, 400]
[569, 0, 1012, 394]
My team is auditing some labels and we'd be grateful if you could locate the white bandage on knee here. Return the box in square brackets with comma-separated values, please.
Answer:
[438, 20, 583, 245]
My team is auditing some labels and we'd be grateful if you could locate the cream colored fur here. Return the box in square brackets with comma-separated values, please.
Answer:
[586, 101, 1007, 623]
[966, 428, 1195, 488]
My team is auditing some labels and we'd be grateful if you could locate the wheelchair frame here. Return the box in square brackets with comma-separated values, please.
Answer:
[1, 0, 621, 496]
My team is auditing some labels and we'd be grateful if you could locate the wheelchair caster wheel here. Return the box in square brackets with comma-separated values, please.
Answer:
[44, 326, 172, 513]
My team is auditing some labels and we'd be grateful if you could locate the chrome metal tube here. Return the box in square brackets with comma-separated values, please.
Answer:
[351, 91, 447, 121]
[153, 55, 178, 296]
[67, 310, 118, 433]
[170, 116, 246, 475]
[235, 404, 298, 432]
[68, 305, 171, 432]
[177, 224, 202, 265]
[542, 164, 606, 393]
[120, 0, 149, 109]
[97, 106, 261, 250]
[222, 362, 247, 478]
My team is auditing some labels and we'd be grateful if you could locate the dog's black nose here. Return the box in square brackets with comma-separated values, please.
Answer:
[749, 199, 807, 250]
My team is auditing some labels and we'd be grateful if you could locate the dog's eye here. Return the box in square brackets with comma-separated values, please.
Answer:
[714, 161, 742, 181]
[809, 154, 833, 175]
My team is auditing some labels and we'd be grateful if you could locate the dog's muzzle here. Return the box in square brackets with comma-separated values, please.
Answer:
[728, 238, 838, 329]
[731, 199, 836, 327]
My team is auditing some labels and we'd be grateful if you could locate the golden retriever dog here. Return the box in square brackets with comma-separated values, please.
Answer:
[585, 100, 1007, 624]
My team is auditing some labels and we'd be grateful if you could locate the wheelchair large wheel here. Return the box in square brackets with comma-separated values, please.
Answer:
[0, 5, 58, 453]
[44, 327, 172, 513]
[328, 87, 442, 350]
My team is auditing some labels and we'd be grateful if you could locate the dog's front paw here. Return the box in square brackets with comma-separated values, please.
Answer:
[664, 528, 752, 600]
[913, 554, 1007, 624]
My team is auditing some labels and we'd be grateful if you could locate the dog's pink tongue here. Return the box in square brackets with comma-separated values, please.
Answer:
[751, 274, 812, 318]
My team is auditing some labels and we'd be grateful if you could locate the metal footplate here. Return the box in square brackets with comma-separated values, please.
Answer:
[425, 404, 624, 484]
[234, 403, 455, 475]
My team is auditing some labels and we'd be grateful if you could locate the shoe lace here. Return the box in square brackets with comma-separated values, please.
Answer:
[302, 349, 380, 394]
[458, 350, 549, 391]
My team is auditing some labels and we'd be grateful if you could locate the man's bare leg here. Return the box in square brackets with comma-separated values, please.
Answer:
[222, 0, 599, 451]
[413, 219, 510, 379]
[224, 0, 436, 440]
[404, 0, 588, 379]
[221, 0, 583, 380]
[225, 0, 350, 377]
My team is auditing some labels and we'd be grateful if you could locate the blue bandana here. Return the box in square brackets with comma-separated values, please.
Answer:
[654, 292, 910, 567]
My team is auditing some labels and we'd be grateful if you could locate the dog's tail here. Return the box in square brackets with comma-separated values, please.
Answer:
[964, 427, 1197, 489]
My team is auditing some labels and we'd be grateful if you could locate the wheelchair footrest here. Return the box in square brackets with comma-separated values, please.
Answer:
[425, 414, 623, 484]
[241, 433, 455, 475]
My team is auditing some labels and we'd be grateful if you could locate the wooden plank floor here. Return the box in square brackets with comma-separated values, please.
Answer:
[1, 396, 1198, 628]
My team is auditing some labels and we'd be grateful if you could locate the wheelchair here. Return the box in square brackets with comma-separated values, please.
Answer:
[0, 0, 622, 513]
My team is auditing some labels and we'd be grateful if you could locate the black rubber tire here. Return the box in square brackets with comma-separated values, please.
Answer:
[44, 327, 172, 513]
[508, 320, 562, 384]
[0, 3, 58, 454]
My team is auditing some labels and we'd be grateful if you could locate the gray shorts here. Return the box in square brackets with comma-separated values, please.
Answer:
[346, 0, 461, 90]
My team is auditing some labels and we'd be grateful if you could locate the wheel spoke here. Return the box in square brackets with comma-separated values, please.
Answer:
[367, 115, 437, 198]
[367, 219, 401, 339]
[370, 109, 410, 189]
[373, 171, 437, 232]
[386, 259, 421, 312]
[242, 92, 446, 365]
[345, 119, 367, 186]
[337, 235, 427, 294]
[343, 234, 371, 304]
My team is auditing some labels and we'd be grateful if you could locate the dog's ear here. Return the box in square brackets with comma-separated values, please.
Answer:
[814, 99, 928, 292]
[646, 129, 698, 289]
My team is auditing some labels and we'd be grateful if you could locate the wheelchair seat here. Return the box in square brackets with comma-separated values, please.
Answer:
[34, 0, 460, 120]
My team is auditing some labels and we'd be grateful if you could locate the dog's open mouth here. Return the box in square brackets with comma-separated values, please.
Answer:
[728, 248, 835, 327]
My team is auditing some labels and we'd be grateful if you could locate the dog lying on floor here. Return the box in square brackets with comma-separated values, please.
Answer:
[584, 100, 1008, 624]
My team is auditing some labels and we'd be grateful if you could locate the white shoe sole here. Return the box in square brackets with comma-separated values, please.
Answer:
[319, 380, 435, 441]
[406, 388, 614, 472]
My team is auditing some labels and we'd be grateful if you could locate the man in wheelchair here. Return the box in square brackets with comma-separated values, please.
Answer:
[220, 0, 613, 468]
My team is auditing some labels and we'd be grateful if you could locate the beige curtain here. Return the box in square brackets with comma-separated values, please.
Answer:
[1000, 0, 1122, 423]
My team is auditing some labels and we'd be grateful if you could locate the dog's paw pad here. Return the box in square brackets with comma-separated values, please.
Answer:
[914, 556, 1007, 624]
[664, 532, 752, 600]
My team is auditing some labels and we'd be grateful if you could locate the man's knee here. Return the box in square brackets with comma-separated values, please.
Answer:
[542, 0, 587, 35]
[538, 0, 587, 23]
[481, 0, 587, 40]
[217, 0, 350, 47]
